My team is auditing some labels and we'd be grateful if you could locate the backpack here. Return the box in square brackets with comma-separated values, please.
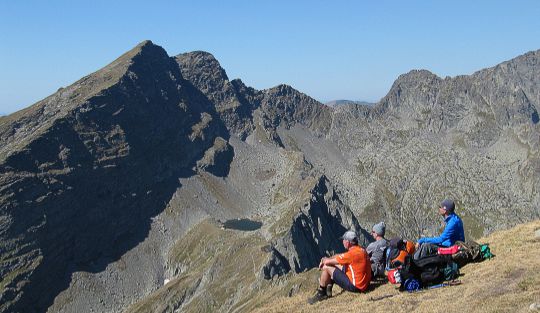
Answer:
[402, 278, 421, 292]
[419, 265, 442, 284]
[386, 238, 416, 270]
[412, 254, 450, 285]
[452, 241, 493, 267]
[442, 261, 460, 281]
[413, 242, 439, 260]
[480, 244, 494, 260]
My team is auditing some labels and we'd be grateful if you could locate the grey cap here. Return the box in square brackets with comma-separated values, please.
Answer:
[340, 230, 359, 243]
[372, 222, 386, 236]
[441, 199, 455, 212]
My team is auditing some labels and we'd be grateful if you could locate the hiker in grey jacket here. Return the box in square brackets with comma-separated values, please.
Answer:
[366, 222, 388, 277]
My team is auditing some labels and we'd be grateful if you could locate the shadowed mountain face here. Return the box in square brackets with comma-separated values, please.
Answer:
[1, 41, 539, 313]
[0, 41, 231, 312]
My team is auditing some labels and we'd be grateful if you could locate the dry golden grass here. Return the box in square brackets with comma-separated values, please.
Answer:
[254, 220, 540, 313]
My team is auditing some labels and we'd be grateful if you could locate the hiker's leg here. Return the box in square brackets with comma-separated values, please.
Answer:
[371, 263, 377, 277]
[320, 265, 336, 287]
[331, 266, 359, 292]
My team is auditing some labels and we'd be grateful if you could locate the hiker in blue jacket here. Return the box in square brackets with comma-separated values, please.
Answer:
[417, 199, 465, 248]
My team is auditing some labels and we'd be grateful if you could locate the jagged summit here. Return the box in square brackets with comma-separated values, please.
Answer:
[396, 69, 441, 81]
[263, 84, 313, 98]
[111, 40, 162, 65]
[105, 40, 173, 77]
[175, 50, 229, 84]
[375, 69, 441, 113]
[0, 40, 179, 163]
[175, 50, 236, 111]
[258, 83, 332, 136]
[262, 84, 321, 107]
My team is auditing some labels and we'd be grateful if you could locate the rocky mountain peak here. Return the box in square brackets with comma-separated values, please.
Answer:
[264, 84, 297, 96]
[91, 40, 173, 85]
[399, 69, 440, 80]
[261, 84, 323, 112]
[259, 84, 332, 135]
[174, 51, 261, 138]
[0, 40, 230, 313]
[175, 51, 229, 87]
[371, 69, 442, 121]
[385, 69, 441, 100]
[117, 40, 164, 61]
[0, 40, 175, 163]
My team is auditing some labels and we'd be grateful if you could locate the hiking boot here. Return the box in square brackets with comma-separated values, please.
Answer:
[307, 288, 328, 305]
[326, 284, 333, 298]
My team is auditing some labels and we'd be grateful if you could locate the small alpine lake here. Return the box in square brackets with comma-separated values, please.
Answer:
[222, 218, 262, 231]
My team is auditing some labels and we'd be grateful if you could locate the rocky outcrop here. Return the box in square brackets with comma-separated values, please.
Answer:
[262, 248, 291, 279]
[196, 136, 234, 177]
[175, 51, 258, 139]
[260, 84, 332, 135]
[263, 175, 369, 278]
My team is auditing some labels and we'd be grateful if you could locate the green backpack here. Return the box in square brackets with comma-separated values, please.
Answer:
[442, 261, 460, 281]
[479, 244, 494, 260]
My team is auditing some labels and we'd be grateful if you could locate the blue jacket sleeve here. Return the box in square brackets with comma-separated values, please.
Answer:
[418, 218, 457, 246]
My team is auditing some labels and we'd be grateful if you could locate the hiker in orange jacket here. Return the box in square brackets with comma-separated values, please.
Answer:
[308, 230, 371, 304]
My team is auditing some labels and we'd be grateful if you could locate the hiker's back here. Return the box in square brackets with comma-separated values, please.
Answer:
[450, 214, 465, 244]
[367, 238, 388, 277]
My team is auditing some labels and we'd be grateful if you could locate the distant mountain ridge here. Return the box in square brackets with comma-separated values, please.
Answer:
[1, 41, 539, 313]
[324, 99, 375, 107]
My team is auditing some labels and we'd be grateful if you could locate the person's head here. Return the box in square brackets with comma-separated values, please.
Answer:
[439, 199, 455, 216]
[371, 222, 386, 240]
[340, 230, 359, 249]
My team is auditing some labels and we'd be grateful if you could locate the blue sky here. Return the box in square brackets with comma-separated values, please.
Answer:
[1, 1, 540, 115]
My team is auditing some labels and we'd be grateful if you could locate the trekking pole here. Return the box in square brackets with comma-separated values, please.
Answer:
[407, 280, 462, 293]
[427, 283, 449, 289]
[369, 294, 396, 301]
[427, 280, 461, 290]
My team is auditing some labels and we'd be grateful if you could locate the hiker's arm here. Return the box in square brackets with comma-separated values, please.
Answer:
[418, 219, 456, 245]
[365, 242, 374, 256]
[319, 257, 339, 268]
[418, 235, 443, 245]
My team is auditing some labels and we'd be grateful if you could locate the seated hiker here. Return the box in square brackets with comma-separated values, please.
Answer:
[366, 222, 388, 278]
[416, 199, 465, 253]
[308, 230, 371, 304]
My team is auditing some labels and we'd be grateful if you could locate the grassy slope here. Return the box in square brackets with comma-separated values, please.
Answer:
[125, 219, 317, 313]
[254, 220, 540, 313]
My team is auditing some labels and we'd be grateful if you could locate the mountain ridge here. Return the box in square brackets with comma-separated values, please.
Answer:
[1, 41, 539, 313]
